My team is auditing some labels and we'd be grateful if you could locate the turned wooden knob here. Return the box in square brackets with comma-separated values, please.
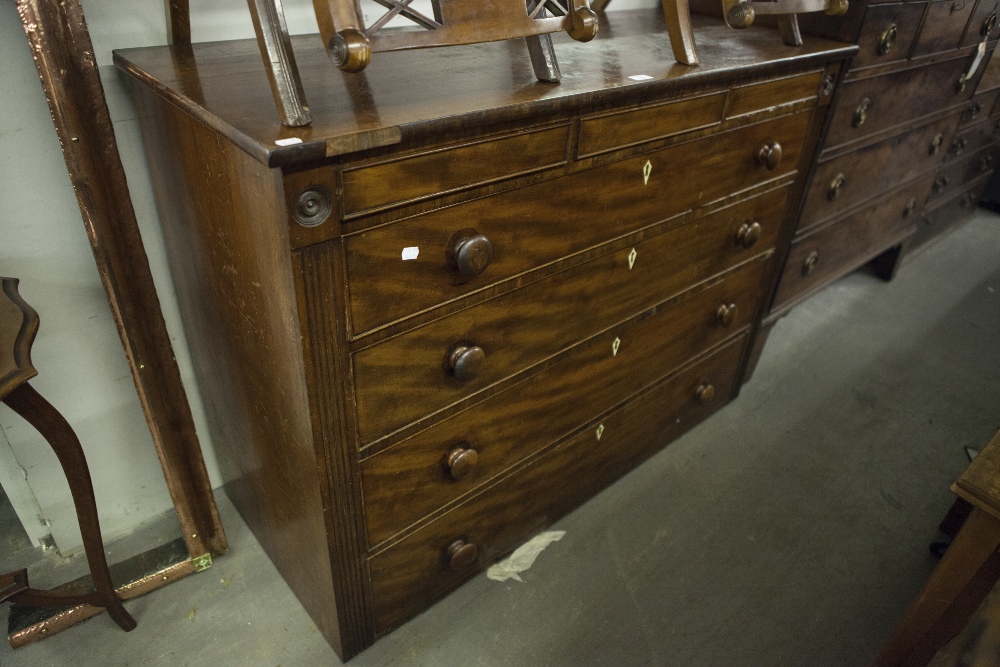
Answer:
[445, 341, 486, 382]
[696, 384, 716, 404]
[737, 222, 762, 249]
[446, 229, 493, 278]
[329, 28, 371, 73]
[756, 141, 783, 170]
[716, 303, 739, 327]
[446, 445, 479, 480]
[447, 540, 478, 571]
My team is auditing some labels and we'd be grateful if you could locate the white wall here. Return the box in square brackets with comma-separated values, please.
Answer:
[0, 0, 651, 555]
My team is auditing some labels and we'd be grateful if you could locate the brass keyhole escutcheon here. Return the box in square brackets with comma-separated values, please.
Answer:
[828, 173, 846, 201]
[984, 11, 997, 36]
[643, 160, 652, 185]
[803, 250, 820, 276]
[878, 23, 898, 56]
[628, 248, 638, 270]
[596, 423, 605, 441]
[821, 73, 835, 96]
[930, 133, 944, 155]
[612, 337, 621, 357]
[903, 197, 917, 218]
[853, 97, 871, 128]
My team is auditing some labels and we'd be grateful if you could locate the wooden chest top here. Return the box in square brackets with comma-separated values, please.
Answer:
[113, 10, 855, 167]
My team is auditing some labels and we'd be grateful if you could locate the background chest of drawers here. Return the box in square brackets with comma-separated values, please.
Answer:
[116, 11, 852, 660]
[764, 0, 1000, 321]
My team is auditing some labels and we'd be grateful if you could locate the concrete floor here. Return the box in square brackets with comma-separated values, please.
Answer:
[2, 210, 999, 666]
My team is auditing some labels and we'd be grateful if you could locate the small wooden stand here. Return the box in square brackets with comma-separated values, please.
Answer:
[0, 278, 136, 633]
[875, 428, 1000, 666]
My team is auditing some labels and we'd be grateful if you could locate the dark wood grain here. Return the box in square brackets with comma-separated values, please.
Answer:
[361, 259, 768, 547]
[0, 278, 38, 400]
[798, 112, 960, 232]
[341, 125, 570, 216]
[128, 83, 349, 656]
[345, 112, 808, 336]
[912, 173, 991, 250]
[772, 176, 924, 311]
[825, 54, 978, 150]
[113, 10, 856, 167]
[852, 3, 926, 71]
[352, 216, 776, 446]
[927, 143, 1000, 201]
[947, 113, 1000, 158]
[368, 334, 747, 634]
[577, 90, 727, 158]
[961, 0, 1000, 48]
[16, 0, 225, 560]
[912, 0, 976, 58]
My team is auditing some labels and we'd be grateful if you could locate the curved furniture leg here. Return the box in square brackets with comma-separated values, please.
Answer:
[662, 0, 699, 65]
[2, 382, 136, 631]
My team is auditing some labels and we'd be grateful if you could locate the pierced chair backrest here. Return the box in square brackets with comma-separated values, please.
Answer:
[314, 0, 599, 72]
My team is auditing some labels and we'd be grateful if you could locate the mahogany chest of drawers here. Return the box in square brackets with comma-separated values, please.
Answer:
[767, 0, 1000, 319]
[116, 11, 852, 660]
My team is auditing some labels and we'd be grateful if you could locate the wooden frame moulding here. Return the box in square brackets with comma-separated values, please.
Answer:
[10, 0, 227, 645]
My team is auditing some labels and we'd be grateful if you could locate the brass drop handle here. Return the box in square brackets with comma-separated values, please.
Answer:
[736, 222, 762, 249]
[696, 384, 716, 404]
[970, 101, 983, 120]
[853, 97, 871, 128]
[716, 303, 739, 327]
[957, 77, 968, 94]
[903, 197, 917, 218]
[878, 23, 898, 56]
[445, 445, 479, 480]
[446, 229, 493, 278]
[960, 193, 974, 209]
[951, 137, 968, 156]
[825, 0, 849, 16]
[930, 133, 944, 155]
[984, 11, 997, 36]
[933, 175, 950, 193]
[803, 250, 820, 276]
[445, 341, 486, 382]
[980, 154, 995, 172]
[828, 173, 846, 201]
[756, 141, 783, 170]
[446, 539, 478, 571]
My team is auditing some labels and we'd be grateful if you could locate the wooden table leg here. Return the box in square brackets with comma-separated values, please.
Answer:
[874, 507, 1000, 666]
[2, 383, 136, 631]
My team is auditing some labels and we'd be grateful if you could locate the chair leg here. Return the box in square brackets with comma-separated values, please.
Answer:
[662, 0, 699, 65]
[247, 0, 312, 127]
[3, 383, 136, 631]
